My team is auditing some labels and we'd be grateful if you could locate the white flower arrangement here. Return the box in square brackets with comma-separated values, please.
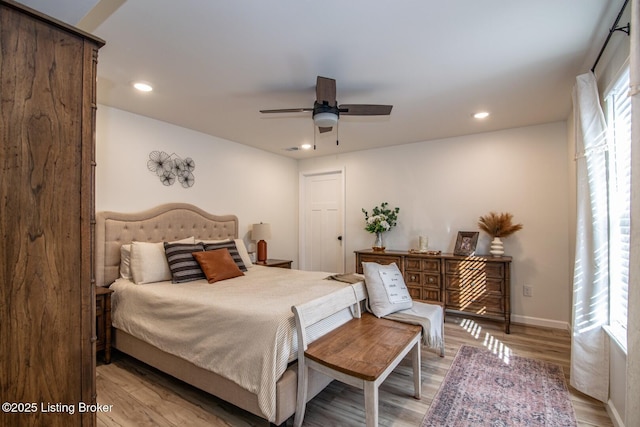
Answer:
[362, 202, 400, 234]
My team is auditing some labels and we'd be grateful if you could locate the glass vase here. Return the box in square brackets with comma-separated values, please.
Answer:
[372, 232, 385, 252]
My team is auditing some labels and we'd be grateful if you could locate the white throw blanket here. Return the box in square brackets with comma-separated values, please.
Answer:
[385, 301, 445, 356]
[325, 273, 445, 355]
[110, 266, 357, 422]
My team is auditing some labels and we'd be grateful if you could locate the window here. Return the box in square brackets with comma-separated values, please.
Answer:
[604, 66, 631, 351]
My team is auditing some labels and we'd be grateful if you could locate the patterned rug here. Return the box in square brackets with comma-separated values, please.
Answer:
[422, 345, 577, 427]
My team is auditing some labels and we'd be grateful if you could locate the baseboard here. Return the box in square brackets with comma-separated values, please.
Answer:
[606, 399, 625, 427]
[511, 314, 570, 331]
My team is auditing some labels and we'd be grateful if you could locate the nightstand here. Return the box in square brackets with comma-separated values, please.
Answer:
[255, 259, 293, 269]
[95, 286, 114, 363]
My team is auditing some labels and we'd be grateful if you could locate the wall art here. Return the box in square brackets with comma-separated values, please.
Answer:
[147, 151, 195, 188]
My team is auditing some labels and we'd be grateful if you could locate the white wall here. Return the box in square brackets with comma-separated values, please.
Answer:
[299, 122, 571, 326]
[96, 105, 572, 327]
[95, 105, 300, 263]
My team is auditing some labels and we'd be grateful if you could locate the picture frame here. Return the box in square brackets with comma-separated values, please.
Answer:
[453, 231, 479, 256]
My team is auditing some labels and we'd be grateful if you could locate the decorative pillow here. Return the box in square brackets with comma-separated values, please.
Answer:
[120, 244, 132, 279]
[163, 242, 205, 283]
[203, 241, 247, 271]
[130, 237, 195, 284]
[192, 249, 245, 283]
[362, 262, 413, 317]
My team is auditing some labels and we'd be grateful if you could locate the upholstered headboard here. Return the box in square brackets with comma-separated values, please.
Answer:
[95, 203, 238, 287]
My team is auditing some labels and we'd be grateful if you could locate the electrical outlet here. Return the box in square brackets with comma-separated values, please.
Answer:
[523, 285, 533, 297]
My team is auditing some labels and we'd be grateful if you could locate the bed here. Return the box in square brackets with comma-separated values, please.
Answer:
[95, 203, 362, 425]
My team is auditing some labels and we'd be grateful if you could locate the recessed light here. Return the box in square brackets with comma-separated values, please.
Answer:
[133, 82, 153, 92]
[474, 111, 490, 119]
[301, 143, 312, 150]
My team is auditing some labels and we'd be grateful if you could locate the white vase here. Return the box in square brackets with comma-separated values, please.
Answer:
[490, 236, 504, 257]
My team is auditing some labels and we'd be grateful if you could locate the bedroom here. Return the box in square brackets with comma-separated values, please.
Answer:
[1, 0, 637, 426]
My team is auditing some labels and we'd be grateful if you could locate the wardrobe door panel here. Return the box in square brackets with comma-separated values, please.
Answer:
[1, 2, 103, 426]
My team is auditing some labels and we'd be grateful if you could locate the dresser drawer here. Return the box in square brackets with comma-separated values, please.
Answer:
[421, 288, 441, 302]
[407, 286, 422, 300]
[424, 273, 440, 288]
[405, 257, 440, 273]
[405, 271, 421, 286]
[445, 276, 503, 293]
[407, 286, 441, 303]
[405, 272, 440, 288]
[444, 259, 504, 278]
[446, 291, 504, 315]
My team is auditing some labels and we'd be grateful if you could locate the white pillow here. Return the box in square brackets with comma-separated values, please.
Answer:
[234, 238, 253, 268]
[362, 262, 413, 317]
[130, 237, 195, 284]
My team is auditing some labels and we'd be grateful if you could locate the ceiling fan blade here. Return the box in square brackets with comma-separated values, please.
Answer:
[339, 104, 393, 116]
[260, 108, 313, 113]
[318, 126, 333, 133]
[316, 76, 337, 106]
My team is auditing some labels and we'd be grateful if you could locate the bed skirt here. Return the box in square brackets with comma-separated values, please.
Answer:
[112, 328, 333, 425]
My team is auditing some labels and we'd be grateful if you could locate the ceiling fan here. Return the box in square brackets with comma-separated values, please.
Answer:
[260, 76, 393, 134]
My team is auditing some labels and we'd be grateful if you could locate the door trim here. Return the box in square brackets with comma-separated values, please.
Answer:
[298, 167, 346, 272]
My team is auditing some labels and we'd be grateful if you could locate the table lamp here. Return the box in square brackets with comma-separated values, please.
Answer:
[251, 223, 272, 263]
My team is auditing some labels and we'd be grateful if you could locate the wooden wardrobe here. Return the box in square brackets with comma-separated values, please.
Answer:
[0, 2, 104, 426]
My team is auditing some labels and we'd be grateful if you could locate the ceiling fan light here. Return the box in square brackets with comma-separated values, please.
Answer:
[313, 112, 338, 128]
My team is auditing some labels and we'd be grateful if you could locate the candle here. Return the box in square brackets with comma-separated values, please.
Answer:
[419, 236, 428, 251]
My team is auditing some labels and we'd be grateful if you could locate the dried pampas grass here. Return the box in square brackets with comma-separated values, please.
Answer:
[478, 212, 523, 238]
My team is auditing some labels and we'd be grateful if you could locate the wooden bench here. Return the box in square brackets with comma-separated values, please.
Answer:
[292, 284, 422, 427]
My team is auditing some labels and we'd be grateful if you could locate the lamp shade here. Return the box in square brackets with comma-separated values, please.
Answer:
[251, 223, 272, 241]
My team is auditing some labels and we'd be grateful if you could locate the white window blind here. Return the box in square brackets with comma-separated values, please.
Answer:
[605, 67, 631, 350]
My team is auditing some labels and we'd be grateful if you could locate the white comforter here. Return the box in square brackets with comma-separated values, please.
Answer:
[110, 266, 355, 422]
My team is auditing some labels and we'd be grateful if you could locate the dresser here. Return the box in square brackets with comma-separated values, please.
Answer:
[355, 249, 512, 333]
[0, 2, 104, 426]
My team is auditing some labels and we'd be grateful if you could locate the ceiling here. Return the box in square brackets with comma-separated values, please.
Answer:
[17, 0, 624, 158]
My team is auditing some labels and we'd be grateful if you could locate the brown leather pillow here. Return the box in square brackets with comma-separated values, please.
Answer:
[192, 248, 244, 283]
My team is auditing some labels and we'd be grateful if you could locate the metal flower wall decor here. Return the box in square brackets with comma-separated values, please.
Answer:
[147, 151, 195, 188]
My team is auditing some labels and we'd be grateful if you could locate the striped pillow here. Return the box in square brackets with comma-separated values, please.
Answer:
[203, 241, 247, 271]
[163, 242, 205, 283]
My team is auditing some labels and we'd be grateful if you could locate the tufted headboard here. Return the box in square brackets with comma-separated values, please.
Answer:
[95, 203, 238, 287]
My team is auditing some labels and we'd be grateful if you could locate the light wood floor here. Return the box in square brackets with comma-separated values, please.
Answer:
[96, 315, 614, 426]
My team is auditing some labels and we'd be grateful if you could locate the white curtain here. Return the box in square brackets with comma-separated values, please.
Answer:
[570, 72, 610, 403]
[626, 0, 640, 421]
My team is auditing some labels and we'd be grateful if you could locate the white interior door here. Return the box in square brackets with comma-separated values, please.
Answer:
[300, 169, 344, 273]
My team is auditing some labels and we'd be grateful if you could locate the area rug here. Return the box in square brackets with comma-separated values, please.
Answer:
[422, 345, 577, 427]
